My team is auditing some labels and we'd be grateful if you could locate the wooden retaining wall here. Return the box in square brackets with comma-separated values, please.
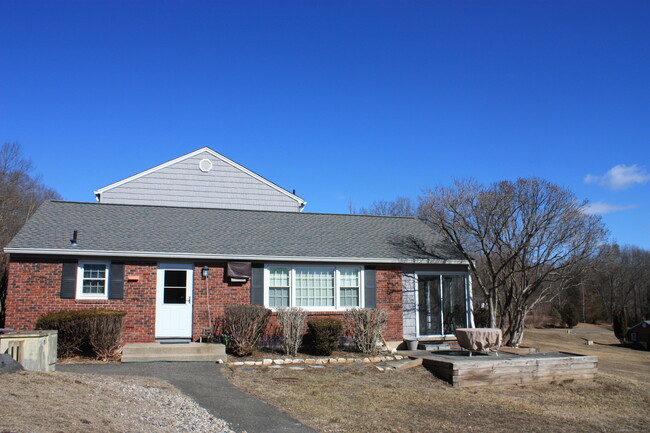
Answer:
[422, 353, 598, 387]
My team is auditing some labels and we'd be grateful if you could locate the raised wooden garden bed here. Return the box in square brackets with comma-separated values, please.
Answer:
[420, 351, 598, 387]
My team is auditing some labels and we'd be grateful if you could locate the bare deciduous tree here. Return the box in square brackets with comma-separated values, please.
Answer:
[586, 244, 650, 324]
[356, 197, 416, 217]
[0, 142, 61, 325]
[418, 178, 607, 346]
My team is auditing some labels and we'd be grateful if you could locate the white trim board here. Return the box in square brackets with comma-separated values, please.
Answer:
[93, 147, 307, 209]
[3, 247, 470, 265]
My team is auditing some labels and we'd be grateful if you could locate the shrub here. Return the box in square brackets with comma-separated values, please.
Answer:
[549, 307, 562, 327]
[613, 310, 629, 344]
[307, 317, 342, 356]
[223, 305, 271, 356]
[36, 309, 127, 359]
[560, 303, 580, 328]
[345, 308, 388, 355]
[473, 306, 490, 328]
[276, 307, 307, 357]
[86, 311, 127, 360]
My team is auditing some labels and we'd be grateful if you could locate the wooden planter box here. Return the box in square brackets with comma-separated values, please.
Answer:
[422, 352, 598, 387]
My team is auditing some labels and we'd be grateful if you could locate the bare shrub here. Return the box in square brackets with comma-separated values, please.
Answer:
[86, 311, 127, 360]
[345, 308, 388, 355]
[223, 305, 271, 356]
[276, 307, 307, 356]
[36, 309, 126, 359]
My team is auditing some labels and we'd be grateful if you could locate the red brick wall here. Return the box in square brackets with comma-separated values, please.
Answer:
[5, 259, 404, 343]
[5, 259, 158, 343]
[376, 265, 403, 340]
[191, 263, 250, 341]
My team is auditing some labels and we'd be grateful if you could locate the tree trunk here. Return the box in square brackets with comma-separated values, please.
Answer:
[487, 295, 497, 328]
[505, 308, 528, 347]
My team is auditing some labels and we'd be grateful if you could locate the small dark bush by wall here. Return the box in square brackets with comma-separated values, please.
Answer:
[307, 317, 342, 356]
[223, 304, 271, 356]
[560, 303, 580, 328]
[36, 309, 127, 360]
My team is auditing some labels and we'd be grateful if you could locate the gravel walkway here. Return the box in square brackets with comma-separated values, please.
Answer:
[66, 373, 235, 433]
[58, 362, 317, 433]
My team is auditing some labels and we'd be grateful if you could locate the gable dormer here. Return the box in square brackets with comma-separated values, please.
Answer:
[94, 147, 306, 212]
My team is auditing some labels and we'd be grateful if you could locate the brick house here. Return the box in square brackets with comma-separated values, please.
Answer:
[4, 147, 473, 345]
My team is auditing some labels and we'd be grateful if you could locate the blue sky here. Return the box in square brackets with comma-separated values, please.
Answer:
[1, 1, 649, 248]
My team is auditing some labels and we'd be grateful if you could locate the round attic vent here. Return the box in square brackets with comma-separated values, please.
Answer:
[199, 158, 213, 172]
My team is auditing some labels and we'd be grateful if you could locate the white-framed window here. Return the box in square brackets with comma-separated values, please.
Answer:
[268, 266, 290, 307]
[264, 265, 363, 311]
[76, 261, 110, 299]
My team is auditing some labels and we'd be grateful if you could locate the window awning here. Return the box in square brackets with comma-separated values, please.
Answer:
[227, 262, 252, 279]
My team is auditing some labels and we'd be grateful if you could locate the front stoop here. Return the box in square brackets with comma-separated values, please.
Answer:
[121, 343, 227, 363]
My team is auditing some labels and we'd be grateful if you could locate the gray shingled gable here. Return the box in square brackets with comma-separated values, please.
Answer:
[6, 201, 465, 262]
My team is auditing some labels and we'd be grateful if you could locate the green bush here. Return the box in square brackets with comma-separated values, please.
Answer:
[223, 305, 271, 356]
[560, 303, 580, 328]
[613, 310, 629, 344]
[36, 309, 127, 359]
[307, 317, 342, 355]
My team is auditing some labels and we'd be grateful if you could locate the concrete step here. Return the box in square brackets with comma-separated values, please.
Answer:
[122, 342, 227, 363]
[422, 343, 451, 351]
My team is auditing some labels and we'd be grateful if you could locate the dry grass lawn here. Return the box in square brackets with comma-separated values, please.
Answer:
[226, 324, 650, 433]
[523, 323, 650, 383]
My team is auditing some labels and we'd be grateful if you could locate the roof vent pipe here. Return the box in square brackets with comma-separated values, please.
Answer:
[70, 231, 78, 247]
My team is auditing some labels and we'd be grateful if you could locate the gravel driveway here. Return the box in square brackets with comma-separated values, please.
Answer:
[58, 362, 317, 433]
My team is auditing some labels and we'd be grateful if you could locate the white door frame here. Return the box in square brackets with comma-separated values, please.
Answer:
[155, 263, 194, 339]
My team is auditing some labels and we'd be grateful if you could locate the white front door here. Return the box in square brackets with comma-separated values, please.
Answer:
[156, 263, 194, 339]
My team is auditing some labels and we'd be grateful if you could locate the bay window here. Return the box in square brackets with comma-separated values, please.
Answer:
[265, 265, 363, 310]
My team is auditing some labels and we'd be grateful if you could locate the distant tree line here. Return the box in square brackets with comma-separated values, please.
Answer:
[0, 142, 60, 326]
[355, 180, 648, 346]
[562, 244, 650, 325]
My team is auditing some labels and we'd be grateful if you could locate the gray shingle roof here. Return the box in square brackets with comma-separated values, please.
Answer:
[5, 201, 465, 263]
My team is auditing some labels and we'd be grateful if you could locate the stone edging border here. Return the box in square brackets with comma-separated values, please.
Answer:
[223, 354, 404, 366]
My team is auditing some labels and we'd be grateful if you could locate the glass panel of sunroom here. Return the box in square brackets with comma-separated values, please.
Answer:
[418, 275, 441, 335]
[442, 275, 467, 334]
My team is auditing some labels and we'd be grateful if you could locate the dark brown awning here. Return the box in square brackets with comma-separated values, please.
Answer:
[227, 262, 252, 279]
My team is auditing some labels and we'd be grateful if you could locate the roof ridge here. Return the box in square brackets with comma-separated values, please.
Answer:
[46, 200, 420, 220]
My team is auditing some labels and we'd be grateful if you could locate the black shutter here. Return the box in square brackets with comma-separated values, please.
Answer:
[60, 262, 77, 299]
[109, 263, 125, 299]
[364, 267, 377, 308]
[251, 264, 264, 305]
